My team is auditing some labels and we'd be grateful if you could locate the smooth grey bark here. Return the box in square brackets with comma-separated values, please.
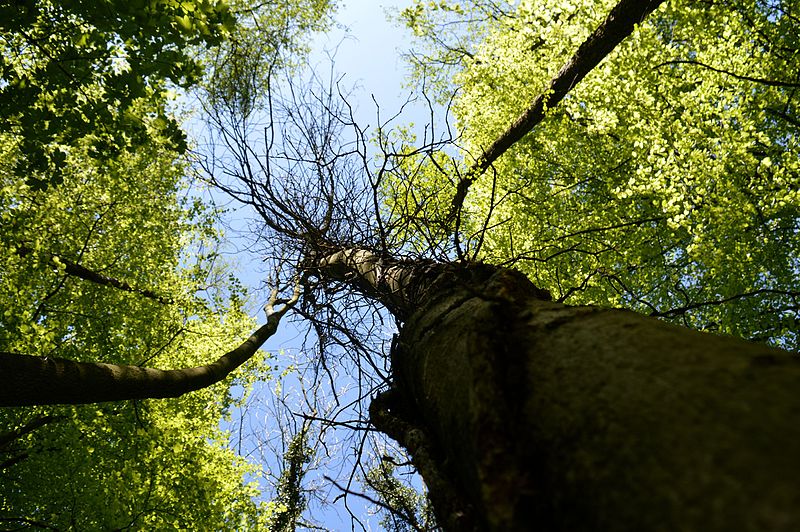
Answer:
[0, 318, 274, 406]
[319, 252, 800, 531]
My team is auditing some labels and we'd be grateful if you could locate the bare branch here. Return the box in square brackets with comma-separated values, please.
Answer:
[654, 59, 800, 88]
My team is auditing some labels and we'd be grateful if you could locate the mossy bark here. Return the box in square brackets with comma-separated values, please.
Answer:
[381, 264, 800, 531]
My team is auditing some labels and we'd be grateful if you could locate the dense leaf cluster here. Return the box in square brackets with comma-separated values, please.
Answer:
[0, 0, 339, 526]
[0, 0, 234, 189]
[0, 126, 277, 527]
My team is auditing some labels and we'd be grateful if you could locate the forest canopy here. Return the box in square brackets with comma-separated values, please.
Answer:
[2, 0, 799, 529]
[1, 0, 332, 528]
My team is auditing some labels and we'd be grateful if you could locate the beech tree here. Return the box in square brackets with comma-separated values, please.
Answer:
[3, 0, 800, 530]
[193, 0, 799, 528]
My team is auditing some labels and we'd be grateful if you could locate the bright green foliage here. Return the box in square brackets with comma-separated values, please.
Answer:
[268, 426, 313, 531]
[395, 0, 509, 104]
[0, 0, 235, 189]
[0, 129, 276, 528]
[1, 398, 279, 529]
[402, 0, 800, 349]
[0, 0, 336, 525]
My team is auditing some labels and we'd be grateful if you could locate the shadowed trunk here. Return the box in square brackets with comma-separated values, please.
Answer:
[320, 251, 800, 531]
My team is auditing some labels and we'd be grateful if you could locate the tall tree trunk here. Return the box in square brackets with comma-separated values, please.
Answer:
[321, 253, 800, 530]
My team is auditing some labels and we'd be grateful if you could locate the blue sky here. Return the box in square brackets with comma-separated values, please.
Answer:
[312, 0, 421, 123]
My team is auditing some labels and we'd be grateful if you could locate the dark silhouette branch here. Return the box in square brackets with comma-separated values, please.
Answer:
[654, 59, 800, 88]
[0, 414, 66, 450]
[325, 475, 427, 532]
[15, 244, 172, 304]
[650, 288, 800, 318]
[450, 0, 667, 220]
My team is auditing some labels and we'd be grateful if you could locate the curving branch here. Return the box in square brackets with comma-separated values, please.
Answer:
[0, 282, 300, 406]
[650, 288, 800, 319]
[654, 59, 800, 88]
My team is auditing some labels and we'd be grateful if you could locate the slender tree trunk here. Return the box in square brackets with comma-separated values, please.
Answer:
[1, 280, 298, 406]
[0, 311, 283, 406]
[320, 253, 800, 531]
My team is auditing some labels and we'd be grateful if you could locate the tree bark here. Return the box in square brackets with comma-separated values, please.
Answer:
[321, 254, 800, 530]
[1, 279, 298, 406]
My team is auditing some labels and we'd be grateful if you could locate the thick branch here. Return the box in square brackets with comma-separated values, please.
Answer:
[313, 248, 543, 321]
[0, 289, 298, 406]
[451, 0, 666, 216]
